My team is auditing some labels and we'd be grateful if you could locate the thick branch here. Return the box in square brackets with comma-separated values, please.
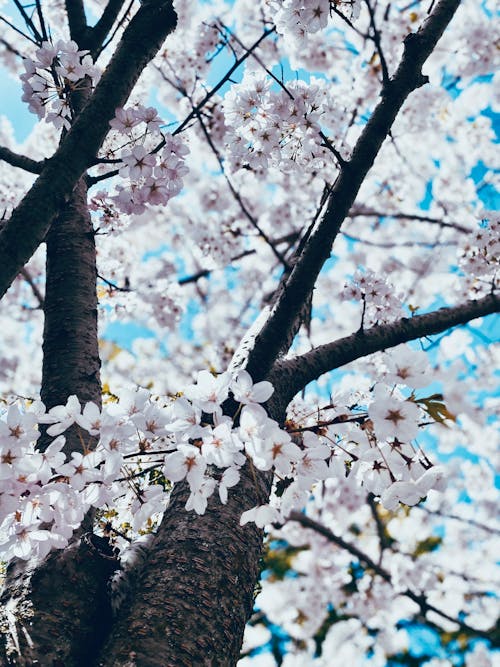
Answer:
[86, 0, 126, 56]
[65, 0, 87, 43]
[0, 0, 177, 300]
[1, 177, 110, 666]
[234, 0, 460, 382]
[1, 536, 119, 666]
[0, 146, 44, 174]
[40, 178, 101, 452]
[272, 293, 499, 402]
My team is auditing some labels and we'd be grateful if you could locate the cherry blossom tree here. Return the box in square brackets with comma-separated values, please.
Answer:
[0, 0, 498, 665]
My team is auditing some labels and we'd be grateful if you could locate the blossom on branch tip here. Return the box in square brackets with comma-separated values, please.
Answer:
[230, 370, 274, 404]
[368, 385, 421, 442]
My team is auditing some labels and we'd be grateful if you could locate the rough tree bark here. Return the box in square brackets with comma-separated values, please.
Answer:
[0, 177, 111, 665]
[99, 472, 273, 667]
[41, 178, 101, 451]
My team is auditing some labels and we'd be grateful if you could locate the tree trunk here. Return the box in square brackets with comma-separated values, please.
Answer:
[99, 469, 273, 667]
[0, 180, 113, 666]
[40, 177, 101, 453]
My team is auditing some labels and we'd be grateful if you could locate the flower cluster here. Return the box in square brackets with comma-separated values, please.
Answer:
[458, 216, 499, 297]
[271, 0, 361, 46]
[340, 268, 405, 325]
[222, 75, 343, 178]
[21, 40, 100, 130]
[0, 359, 447, 562]
[94, 106, 189, 217]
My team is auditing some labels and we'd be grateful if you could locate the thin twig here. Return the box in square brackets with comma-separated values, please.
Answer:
[20, 267, 44, 307]
[365, 0, 390, 84]
[341, 231, 456, 248]
[288, 511, 494, 639]
[172, 27, 275, 138]
[35, 0, 49, 41]
[96, 0, 135, 57]
[348, 207, 470, 233]
[0, 14, 39, 46]
[0, 36, 23, 58]
[194, 110, 290, 269]
[12, 0, 43, 42]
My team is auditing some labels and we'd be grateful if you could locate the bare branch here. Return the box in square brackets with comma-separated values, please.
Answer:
[272, 293, 499, 401]
[11, 0, 43, 43]
[87, 0, 127, 57]
[365, 0, 390, 85]
[172, 27, 275, 138]
[194, 110, 290, 269]
[178, 233, 299, 286]
[341, 230, 456, 249]
[35, 0, 49, 42]
[348, 207, 471, 234]
[0, 14, 38, 46]
[19, 267, 44, 307]
[65, 0, 88, 43]
[0, 36, 23, 58]
[0, 146, 44, 174]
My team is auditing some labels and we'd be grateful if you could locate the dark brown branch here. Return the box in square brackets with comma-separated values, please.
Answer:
[19, 267, 44, 307]
[272, 293, 499, 402]
[34, 0, 49, 44]
[65, 0, 88, 43]
[0, 532, 119, 665]
[86, 0, 126, 56]
[98, 0, 136, 56]
[0, 14, 38, 46]
[194, 110, 290, 269]
[2, 178, 107, 666]
[288, 511, 494, 640]
[341, 230, 456, 248]
[0, 146, 44, 174]
[348, 207, 470, 234]
[233, 0, 461, 383]
[367, 492, 392, 556]
[418, 506, 500, 535]
[98, 471, 273, 666]
[88, 26, 275, 186]
[0, 37, 23, 58]
[178, 233, 300, 286]
[365, 0, 390, 84]
[1, 73, 107, 662]
[0, 0, 178, 300]
[11, 0, 43, 43]
[40, 178, 102, 453]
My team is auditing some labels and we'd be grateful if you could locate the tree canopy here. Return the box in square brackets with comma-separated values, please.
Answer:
[0, 0, 498, 665]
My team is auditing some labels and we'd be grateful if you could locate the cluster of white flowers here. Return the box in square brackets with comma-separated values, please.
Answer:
[458, 216, 499, 297]
[270, 0, 361, 46]
[222, 75, 341, 178]
[340, 268, 405, 325]
[103, 107, 190, 216]
[0, 357, 448, 562]
[21, 40, 100, 130]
